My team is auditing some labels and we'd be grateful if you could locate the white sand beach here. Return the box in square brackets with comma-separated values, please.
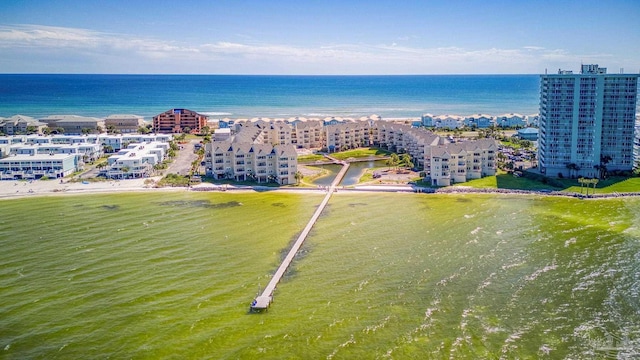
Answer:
[0, 176, 338, 200]
[0, 178, 166, 200]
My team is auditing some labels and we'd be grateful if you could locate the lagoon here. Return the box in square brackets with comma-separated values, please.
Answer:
[1, 192, 639, 358]
[311, 160, 383, 186]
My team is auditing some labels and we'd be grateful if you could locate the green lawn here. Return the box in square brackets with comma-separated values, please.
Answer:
[329, 147, 391, 160]
[454, 172, 559, 191]
[559, 177, 640, 194]
[297, 154, 327, 163]
[454, 172, 640, 193]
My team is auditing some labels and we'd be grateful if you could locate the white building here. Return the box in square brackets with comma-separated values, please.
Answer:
[527, 114, 540, 127]
[421, 114, 435, 127]
[496, 113, 527, 128]
[0, 153, 77, 179]
[374, 122, 497, 182]
[464, 114, 495, 128]
[206, 141, 297, 185]
[100, 134, 172, 152]
[538, 64, 639, 178]
[213, 128, 231, 141]
[433, 115, 464, 129]
[105, 142, 168, 179]
[428, 139, 498, 186]
[325, 121, 371, 152]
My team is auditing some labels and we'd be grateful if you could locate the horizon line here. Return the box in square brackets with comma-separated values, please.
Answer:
[0, 72, 543, 77]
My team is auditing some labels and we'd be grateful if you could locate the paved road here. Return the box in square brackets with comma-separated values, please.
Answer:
[166, 139, 199, 175]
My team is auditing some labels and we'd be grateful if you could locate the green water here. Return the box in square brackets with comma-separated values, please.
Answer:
[1, 192, 639, 359]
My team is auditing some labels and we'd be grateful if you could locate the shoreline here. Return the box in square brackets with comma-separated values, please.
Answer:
[3, 177, 640, 201]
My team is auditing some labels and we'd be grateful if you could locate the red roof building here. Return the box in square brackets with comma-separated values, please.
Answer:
[153, 108, 208, 134]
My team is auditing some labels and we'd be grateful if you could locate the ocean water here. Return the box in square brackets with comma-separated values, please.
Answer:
[1, 192, 639, 358]
[0, 74, 540, 119]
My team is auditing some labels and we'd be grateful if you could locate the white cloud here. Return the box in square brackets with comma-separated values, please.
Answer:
[0, 24, 617, 74]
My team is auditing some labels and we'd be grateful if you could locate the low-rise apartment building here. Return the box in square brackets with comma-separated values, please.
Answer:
[433, 115, 465, 129]
[104, 114, 146, 133]
[464, 114, 495, 128]
[0, 153, 77, 180]
[375, 122, 496, 181]
[325, 121, 372, 152]
[293, 120, 324, 148]
[100, 134, 173, 152]
[206, 140, 297, 185]
[105, 142, 168, 179]
[496, 113, 527, 128]
[39, 115, 105, 134]
[0, 134, 172, 180]
[0, 115, 46, 135]
[428, 139, 498, 186]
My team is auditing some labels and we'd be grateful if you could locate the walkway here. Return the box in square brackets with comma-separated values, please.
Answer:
[251, 160, 350, 311]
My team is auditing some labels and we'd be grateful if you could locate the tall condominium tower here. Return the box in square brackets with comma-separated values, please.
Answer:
[538, 64, 639, 178]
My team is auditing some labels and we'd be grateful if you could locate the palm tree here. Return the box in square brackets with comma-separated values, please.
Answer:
[294, 171, 303, 185]
[578, 177, 587, 194]
[597, 155, 612, 179]
[386, 153, 400, 171]
[565, 163, 579, 178]
[96, 162, 107, 172]
[400, 154, 413, 171]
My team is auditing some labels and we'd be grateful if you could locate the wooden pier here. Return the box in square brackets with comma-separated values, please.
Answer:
[251, 160, 350, 311]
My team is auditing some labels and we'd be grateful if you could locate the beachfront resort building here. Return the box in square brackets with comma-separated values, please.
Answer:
[0, 153, 78, 180]
[0, 115, 46, 135]
[464, 114, 495, 128]
[374, 122, 497, 185]
[432, 115, 465, 129]
[104, 142, 169, 179]
[153, 108, 208, 134]
[39, 115, 105, 135]
[104, 114, 146, 133]
[427, 139, 498, 186]
[538, 64, 639, 178]
[294, 120, 325, 148]
[496, 113, 527, 128]
[100, 134, 173, 152]
[205, 118, 498, 185]
[0, 134, 173, 180]
[205, 123, 297, 185]
[325, 121, 373, 152]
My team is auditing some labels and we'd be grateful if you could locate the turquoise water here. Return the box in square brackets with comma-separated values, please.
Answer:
[0, 74, 540, 119]
[1, 192, 639, 358]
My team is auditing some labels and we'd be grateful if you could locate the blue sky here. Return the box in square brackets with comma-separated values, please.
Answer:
[0, 0, 638, 74]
